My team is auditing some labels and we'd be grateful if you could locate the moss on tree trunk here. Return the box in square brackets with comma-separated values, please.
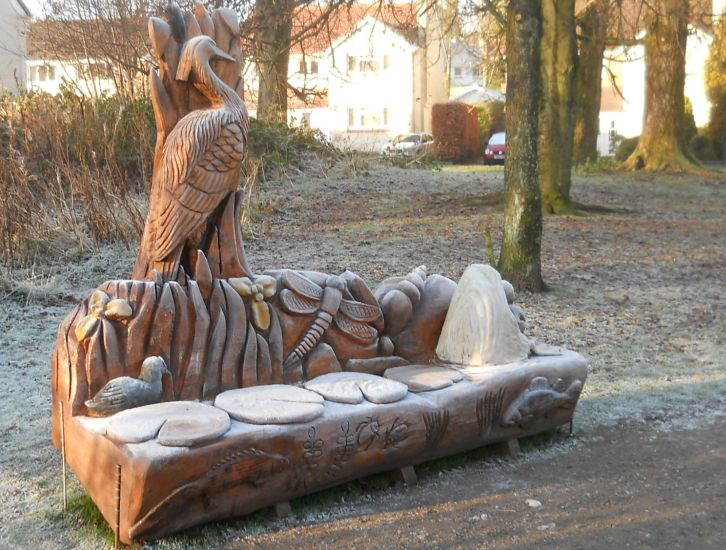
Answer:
[573, 0, 608, 165]
[625, 0, 696, 171]
[498, 0, 545, 292]
[539, 0, 577, 215]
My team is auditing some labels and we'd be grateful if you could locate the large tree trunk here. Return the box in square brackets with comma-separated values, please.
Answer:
[254, 0, 295, 123]
[539, 0, 577, 214]
[625, 0, 694, 170]
[498, 0, 544, 292]
[573, 0, 609, 164]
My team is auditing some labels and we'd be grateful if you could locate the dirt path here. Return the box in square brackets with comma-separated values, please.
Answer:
[0, 162, 724, 548]
[233, 416, 726, 550]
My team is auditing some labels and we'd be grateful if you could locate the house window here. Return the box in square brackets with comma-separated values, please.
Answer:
[310, 61, 318, 74]
[302, 112, 312, 127]
[38, 65, 55, 81]
[348, 56, 382, 74]
[299, 60, 306, 74]
[28, 66, 37, 81]
[359, 58, 379, 73]
[472, 65, 481, 77]
[348, 107, 389, 129]
[454, 67, 462, 77]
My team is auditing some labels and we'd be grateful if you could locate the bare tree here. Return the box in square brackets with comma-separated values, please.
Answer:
[497, 0, 544, 291]
[573, 0, 609, 165]
[539, 0, 577, 214]
[36, 0, 153, 101]
[624, 0, 696, 170]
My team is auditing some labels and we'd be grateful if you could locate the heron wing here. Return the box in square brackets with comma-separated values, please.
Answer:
[148, 111, 247, 262]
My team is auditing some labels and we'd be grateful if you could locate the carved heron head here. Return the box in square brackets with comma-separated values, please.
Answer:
[176, 35, 235, 82]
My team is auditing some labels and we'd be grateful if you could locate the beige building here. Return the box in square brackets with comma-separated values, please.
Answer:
[0, 0, 31, 93]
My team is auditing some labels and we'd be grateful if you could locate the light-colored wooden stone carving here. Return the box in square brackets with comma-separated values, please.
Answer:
[49, 3, 589, 543]
[436, 264, 531, 366]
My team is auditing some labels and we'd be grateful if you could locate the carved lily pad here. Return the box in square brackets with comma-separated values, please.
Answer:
[75, 314, 100, 342]
[304, 372, 409, 404]
[105, 298, 133, 320]
[88, 290, 110, 316]
[214, 385, 324, 424]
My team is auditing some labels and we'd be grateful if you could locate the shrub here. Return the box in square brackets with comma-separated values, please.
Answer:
[432, 101, 481, 162]
[0, 90, 153, 263]
[689, 132, 717, 161]
[613, 136, 639, 162]
[475, 100, 505, 145]
[246, 117, 338, 177]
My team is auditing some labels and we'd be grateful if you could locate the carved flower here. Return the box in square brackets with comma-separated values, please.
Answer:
[75, 290, 133, 342]
[228, 275, 277, 331]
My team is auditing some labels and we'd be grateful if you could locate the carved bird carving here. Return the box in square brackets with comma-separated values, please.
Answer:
[138, 35, 249, 281]
[85, 356, 170, 417]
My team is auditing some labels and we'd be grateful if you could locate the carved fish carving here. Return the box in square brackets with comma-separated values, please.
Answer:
[502, 377, 582, 426]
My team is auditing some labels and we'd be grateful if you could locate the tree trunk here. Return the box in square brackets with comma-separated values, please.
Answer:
[254, 0, 295, 123]
[625, 0, 695, 170]
[498, 0, 544, 292]
[573, 0, 608, 164]
[539, 0, 577, 214]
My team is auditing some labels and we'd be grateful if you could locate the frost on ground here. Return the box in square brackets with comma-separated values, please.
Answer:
[0, 162, 724, 548]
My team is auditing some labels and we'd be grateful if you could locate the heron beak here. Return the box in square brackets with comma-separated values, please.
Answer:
[210, 44, 235, 63]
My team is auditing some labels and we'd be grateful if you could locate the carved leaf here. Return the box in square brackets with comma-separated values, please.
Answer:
[279, 289, 318, 315]
[333, 315, 378, 343]
[282, 270, 323, 300]
[251, 301, 271, 331]
[75, 314, 99, 343]
[339, 299, 382, 322]
[88, 290, 110, 316]
[105, 299, 133, 320]
[194, 2, 215, 37]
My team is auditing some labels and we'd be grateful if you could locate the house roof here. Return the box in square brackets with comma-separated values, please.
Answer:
[258, 2, 420, 56]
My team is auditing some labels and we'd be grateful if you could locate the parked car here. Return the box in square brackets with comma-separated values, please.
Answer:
[483, 132, 506, 164]
[381, 133, 435, 156]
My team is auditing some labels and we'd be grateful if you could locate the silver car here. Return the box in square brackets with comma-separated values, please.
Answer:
[381, 133, 435, 156]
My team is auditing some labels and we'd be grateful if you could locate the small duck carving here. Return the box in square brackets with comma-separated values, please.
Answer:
[85, 357, 169, 417]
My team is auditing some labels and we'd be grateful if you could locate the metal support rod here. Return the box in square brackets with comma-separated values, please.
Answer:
[60, 402, 67, 511]
[115, 464, 122, 548]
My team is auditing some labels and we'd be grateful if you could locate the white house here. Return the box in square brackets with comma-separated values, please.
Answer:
[244, 3, 448, 150]
[0, 0, 31, 94]
[26, 18, 147, 98]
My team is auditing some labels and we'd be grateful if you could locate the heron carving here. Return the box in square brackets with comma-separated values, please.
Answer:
[134, 34, 249, 281]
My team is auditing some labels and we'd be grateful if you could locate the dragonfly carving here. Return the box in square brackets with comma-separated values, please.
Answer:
[277, 270, 383, 369]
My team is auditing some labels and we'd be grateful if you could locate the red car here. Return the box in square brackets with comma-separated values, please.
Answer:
[483, 132, 506, 164]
